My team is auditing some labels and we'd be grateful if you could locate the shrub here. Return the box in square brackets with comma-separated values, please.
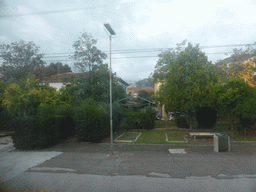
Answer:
[196, 107, 217, 129]
[238, 117, 256, 133]
[102, 103, 124, 132]
[175, 116, 189, 128]
[127, 107, 155, 130]
[11, 104, 77, 150]
[55, 105, 76, 140]
[0, 109, 13, 131]
[11, 116, 37, 150]
[73, 98, 109, 142]
[35, 105, 61, 148]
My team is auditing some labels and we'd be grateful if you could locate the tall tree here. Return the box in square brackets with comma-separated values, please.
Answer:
[61, 64, 126, 104]
[72, 32, 107, 73]
[216, 78, 256, 137]
[151, 40, 187, 82]
[159, 42, 218, 130]
[0, 40, 44, 81]
[215, 43, 256, 85]
[34, 62, 72, 80]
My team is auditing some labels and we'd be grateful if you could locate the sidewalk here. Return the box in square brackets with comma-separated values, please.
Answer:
[1, 133, 256, 155]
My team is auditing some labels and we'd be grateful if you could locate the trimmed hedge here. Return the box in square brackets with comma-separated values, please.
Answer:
[11, 116, 37, 150]
[12, 104, 76, 150]
[55, 105, 76, 140]
[127, 107, 155, 130]
[0, 109, 13, 131]
[102, 103, 123, 132]
[196, 107, 217, 129]
[238, 117, 256, 133]
[175, 116, 189, 128]
[73, 98, 110, 142]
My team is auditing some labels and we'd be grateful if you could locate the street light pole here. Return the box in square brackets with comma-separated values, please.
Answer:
[104, 23, 115, 155]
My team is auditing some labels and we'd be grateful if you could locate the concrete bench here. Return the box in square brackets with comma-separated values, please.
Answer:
[189, 132, 220, 139]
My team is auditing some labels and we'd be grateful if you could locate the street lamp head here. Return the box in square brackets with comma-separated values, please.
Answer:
[104, 23, 116, 36]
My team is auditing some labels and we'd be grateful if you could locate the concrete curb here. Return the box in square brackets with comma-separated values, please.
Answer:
[165, 133, 188, 143]
[114, 132, 142, 143]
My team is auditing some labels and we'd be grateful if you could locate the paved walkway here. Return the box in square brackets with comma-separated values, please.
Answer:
[1, 134, 256, 192]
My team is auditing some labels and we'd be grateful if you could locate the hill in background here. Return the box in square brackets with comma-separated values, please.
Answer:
[135, 78, 154, 88]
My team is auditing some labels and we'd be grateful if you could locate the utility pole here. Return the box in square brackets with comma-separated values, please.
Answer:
[104, 23, 116, 155]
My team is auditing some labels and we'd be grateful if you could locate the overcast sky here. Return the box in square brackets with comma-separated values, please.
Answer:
[1, 0, 256, 83]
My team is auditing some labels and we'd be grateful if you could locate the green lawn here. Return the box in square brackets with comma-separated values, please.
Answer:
[117, 132, 140, 141]
[136, 130, 169, 144]
[167, 132, 188, 142]
[155, 120, 176, 128]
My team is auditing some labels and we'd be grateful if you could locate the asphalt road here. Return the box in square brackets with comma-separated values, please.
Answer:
[1, 143, 256, 192]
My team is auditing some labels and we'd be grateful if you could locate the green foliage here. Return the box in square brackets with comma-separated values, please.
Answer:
[127, 107, 155, 130]
[11, 103, 76, 150]
[196, 107, 217, 129]
[0, 109, 13, 131]
[0, 40, 45, 81]
[216, 78, 256, 119]
[34, 62, 72, 81]
[216, 77, 256, 136]
[175, 116, 189, 128]
[73, 32, 107, 73]
[63, 69, 126, 104]
[11, 116, 37, 150]
[138, 90, 153, 103]
[73, 98, 109, 142]
[151, 41, 187, 82]
[238, 118, 256, 133]
[157, 42, 219, 129]
[2, 73, 61, 117]
[55, 104, 76, 140]
[102, 103, 124, 132]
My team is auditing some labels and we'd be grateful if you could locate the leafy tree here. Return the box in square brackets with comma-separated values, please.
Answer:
[61, 64, 126, 104]
[72, 32, 107, 73]
[216, 77, 256, 137]
[159, 42, 219, 130]
[0, 40, 44, 81]
[34, 62, 72, 81]
[138, 90, 153, 103]
[151, 40, 187, 82]
[2, 73, 61, 117]
[215, 43, 256, 85]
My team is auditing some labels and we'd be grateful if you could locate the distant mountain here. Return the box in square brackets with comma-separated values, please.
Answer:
[135, 78, 154, 87]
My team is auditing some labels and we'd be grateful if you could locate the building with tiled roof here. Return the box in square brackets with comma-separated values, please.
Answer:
[127, 87, 154, 96]
[41, 72, 129, 93]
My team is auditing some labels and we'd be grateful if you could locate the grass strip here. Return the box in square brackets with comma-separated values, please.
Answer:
[167, 132, 187, 142]
[136, 131, 168, 144]
[118, 132, 141, 141]
[155, 120, 176, 128]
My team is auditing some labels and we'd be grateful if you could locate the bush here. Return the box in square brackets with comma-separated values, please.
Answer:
[11, 104, 77, 150]
[175, 116, 189, 128]
[127, 107, 155, 130]
[55, 105, 76, 140]
[11, 116, 37, 150]
[73, 98, 109, 142]
[34, 105, 61, 148]
[102, 103, 124, 132]
[196, 107, 217, 129]
[238, 117, 256, 133]
[0, 109, 13, 131]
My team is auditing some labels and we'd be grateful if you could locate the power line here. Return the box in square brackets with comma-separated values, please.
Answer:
[41, 43, 255, 56]
[43, 52, 234, 62]
[0, 5, 113, 18]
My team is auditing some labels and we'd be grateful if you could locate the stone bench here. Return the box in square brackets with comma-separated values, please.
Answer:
[189, 132, 220, 139]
